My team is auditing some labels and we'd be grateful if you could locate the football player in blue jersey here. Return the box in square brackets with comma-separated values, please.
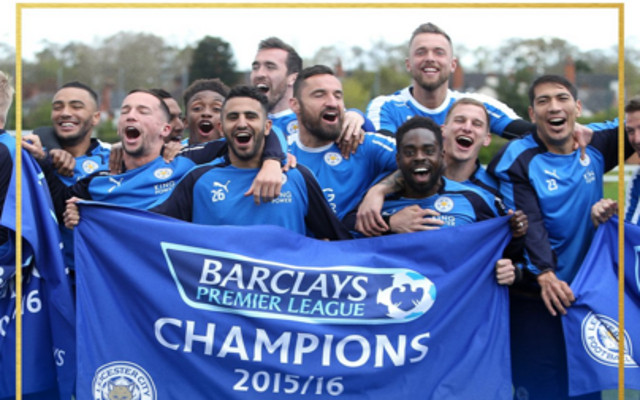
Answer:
[40, 82, 112, 184]
[108, 88, 185, 173]
[355, 97, 509, 236]
[27, 89, 283, 225]
[591, 97, 640, 225]
[366, 22, 532, 139]
[152, 85, 351, 240]
[181, 78, 229, 145]
[344, 115, 525, 284]
[250, 37, 371, 158]
[488, 75, 633, 400]
[287, 64, 397, 219]
[29, 82, 112, 270]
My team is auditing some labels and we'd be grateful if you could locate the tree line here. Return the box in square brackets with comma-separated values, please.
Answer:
[0, 32, 637, 137]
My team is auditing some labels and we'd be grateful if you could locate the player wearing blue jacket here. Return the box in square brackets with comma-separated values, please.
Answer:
[344, 115, 524, 286]
[31, 89, 286, 225]
[488, 75, 632, 400]
[366, 22, 531, 139]
[287, 65, 397, 219]
[153, 85, 350, 240]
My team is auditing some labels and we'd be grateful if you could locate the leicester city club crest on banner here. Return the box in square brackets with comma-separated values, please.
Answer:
[93, 361, 156, 400]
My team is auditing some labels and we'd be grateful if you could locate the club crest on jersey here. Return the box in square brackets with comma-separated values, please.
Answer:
[434, 196, 454, 213]
[324, 152, 343, 166]
[581, 312, 637, 367]
[579, 154, 591, 167]
[92, 361, 156, 400]
[287, 120, 299, 136]
[153, 168, 173, 180]
[82, 160, 100, 175]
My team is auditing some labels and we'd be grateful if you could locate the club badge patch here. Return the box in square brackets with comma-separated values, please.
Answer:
[93, 361, 157, 400]
[434, 196, 454, 213]
[324, 152, 343, 166]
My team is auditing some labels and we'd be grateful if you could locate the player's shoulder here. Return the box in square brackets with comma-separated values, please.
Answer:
[362, 132, 396, 149]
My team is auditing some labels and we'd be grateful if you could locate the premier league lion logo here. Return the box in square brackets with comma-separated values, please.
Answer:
[376, 271, 436, 320]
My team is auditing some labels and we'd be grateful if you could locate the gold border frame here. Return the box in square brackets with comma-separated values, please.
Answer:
[13, 2, 626, 398]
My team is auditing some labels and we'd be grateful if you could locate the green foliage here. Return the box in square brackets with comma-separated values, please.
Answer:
[478, 135, 508, 165]
[342, 76, 372, 112]
[603, 181, 619, 202]
[22, 98, 53, 129]
[494, 71, 533, 120]
[96, 120, 119, 144]
[578, 107, 619, 125]
[188, 36, 239, 85]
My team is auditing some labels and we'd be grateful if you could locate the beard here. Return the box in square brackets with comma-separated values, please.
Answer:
[267, 82, 288, 112]
[404, 163, 444, 196]
[412, 65, 450, 92]
[299, 103, 342, 142]
[56, 120, 93, 148]
[228, 128, 265, 163]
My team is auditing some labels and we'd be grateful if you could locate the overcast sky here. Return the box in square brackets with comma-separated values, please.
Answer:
[0, 0, 634, 71]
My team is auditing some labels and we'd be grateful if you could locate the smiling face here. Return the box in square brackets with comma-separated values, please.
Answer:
[51, 87, 100, 148]
[118, 92, 170, 161]
[529, 82, 582, 154]
[220, 96, 272, 168]
[442, 102, 491, 165]
[405, 32, 457, 92]
[186, 90, 225, 144]
[290, 73, 344, 147]
[251, 48, 294, 113]
[397, 127, 444, 198]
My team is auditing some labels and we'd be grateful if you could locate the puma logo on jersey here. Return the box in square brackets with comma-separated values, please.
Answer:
[544, 169, 560, 179]
[107, 177, 124, 193]
[213, 180, 230, 192]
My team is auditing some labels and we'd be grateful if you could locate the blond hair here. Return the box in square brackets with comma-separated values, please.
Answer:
[0, 71, 14, 126]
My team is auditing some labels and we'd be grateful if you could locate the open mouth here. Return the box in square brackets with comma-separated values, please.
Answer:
[256, 84, 269, 94]
[322, 111, 338, 123]
[456, 136, 474, 149]
[199, 120, 214, 133]
[125, 126, 141, 139]
[235, 132, 252, 144]
[549, 117, 566, 126]
[413, 167, 430, 176]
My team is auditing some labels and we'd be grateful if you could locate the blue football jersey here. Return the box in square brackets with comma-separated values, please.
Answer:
[152, 161, 350, 240]
[55, 139, 111, 185]
[270, 109, 299, 138]
[381, 177, 501, 228]
[366, 87, 519, 136]
[488, 129, 626, 282]
[288, 132, 397, 219]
